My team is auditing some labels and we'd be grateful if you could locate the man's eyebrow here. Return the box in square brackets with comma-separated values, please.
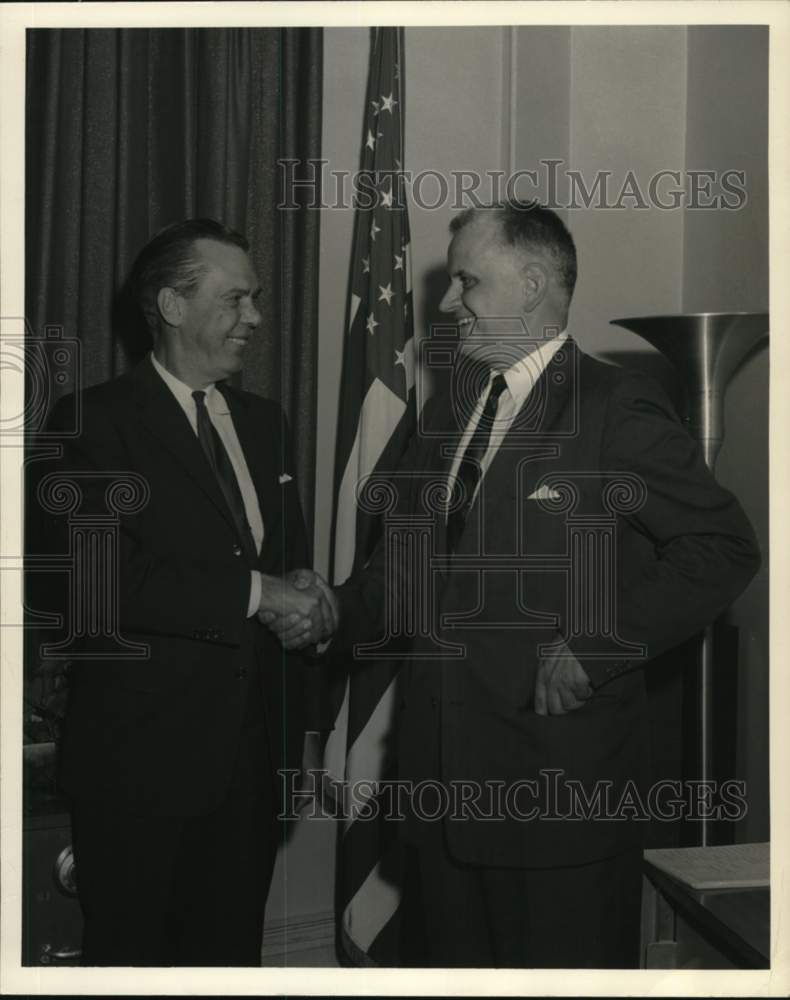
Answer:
[223, 286, 261, 298]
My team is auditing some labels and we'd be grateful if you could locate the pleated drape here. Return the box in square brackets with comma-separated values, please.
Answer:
[25, 27, 322, 525]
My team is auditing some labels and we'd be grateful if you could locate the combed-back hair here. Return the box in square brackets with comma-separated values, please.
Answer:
[450, 201, 577, 301]
[129, 219, 249, 333]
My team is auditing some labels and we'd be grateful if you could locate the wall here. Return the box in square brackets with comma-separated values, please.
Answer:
[683, 25, 770, 840]
[683, 26, 769, 312]
[567, 26, 688, 355]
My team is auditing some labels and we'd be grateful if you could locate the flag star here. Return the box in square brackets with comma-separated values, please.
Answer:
[380, 92, 398, 114]
[381, 187, 394, 209]
[393, 253, 403, 270]
[395, 157, 402, 170]
[403, 301, 409, 318]
[378, 283, 395, 306]
[370, 99, 380, 114]
[366, 312, 379, 335]
[395, 349, 406, 367]
[362, 256, 370, 273]
[365, 129, 376, 151]
[370, 219, 381, 241]
[394, 63, 400, 79]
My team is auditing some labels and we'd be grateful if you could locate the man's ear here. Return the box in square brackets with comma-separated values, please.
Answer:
[523, 262, 548, 310]
[156, 287, 184, 328]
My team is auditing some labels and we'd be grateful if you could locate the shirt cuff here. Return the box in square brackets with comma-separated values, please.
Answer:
[248, 570, 262, 618]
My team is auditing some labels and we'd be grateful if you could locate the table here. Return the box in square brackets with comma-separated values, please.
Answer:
[641, 845, 769, 969]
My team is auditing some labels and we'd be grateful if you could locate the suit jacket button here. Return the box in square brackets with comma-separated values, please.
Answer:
[233, 544, 242, 556]
[237, 667, 248, 679]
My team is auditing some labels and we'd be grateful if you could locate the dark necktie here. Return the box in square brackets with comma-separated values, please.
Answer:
[446, 373, 508, 553]
[192, 389, 258, 566]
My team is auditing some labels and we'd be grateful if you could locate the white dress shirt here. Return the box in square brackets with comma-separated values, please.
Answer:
[446, 332, 569, 513]
[150, 353, 264, 617]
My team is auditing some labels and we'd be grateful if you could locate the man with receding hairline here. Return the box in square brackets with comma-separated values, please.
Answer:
[276, 201, 759, 967]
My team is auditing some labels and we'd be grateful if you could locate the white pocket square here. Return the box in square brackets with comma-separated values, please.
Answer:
[279, 473, 293, 485]
[528, 485, 561, 500]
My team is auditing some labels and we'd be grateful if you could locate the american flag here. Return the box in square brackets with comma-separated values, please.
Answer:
[329, 26, 416, 966]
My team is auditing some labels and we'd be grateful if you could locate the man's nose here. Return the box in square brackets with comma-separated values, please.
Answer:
[242, 299, 262, 328]
[439, 281, 460, 314]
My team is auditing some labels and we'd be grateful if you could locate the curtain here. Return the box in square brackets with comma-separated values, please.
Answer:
[25, 27, 322, 525]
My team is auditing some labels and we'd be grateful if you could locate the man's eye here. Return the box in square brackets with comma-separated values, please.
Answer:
[461, 277, 477, 290]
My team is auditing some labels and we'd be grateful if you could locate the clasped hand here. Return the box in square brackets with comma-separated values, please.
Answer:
[257, 569, 338, 650]
[534, 638, 592, 715]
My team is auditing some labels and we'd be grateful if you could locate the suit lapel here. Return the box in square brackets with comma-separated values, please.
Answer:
[501, 335, 579, 439]
[131, 358, 236, 534]
[216, 382, 279, 533]
[529, 335, 579, 438]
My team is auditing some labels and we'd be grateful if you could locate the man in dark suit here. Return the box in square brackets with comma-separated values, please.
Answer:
[34, 220, 333, 966]
[275, 203, 760, 967]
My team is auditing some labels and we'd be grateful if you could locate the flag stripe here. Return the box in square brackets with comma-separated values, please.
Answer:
[334, 375, 408, 584]
[340, 785, 401, 901]
[365, 905, 402, 967]
[342, 859, 401, 953]
[346, 670, 400, 782]
[345, 662, 401, 753]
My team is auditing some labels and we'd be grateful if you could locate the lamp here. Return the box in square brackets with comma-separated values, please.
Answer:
[610, 312, 768, 845]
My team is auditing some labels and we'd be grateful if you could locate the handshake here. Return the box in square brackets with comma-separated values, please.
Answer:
[257, 569, 339, 650]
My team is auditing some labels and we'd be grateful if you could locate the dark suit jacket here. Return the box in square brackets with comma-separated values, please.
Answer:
[336, 339, 760, 868]
[32, 356, 327, 817]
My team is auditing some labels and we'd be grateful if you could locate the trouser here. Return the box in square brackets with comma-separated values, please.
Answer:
[397, 665, 643, 967]
[70, 698, 277, 967]
[399, 821, 643, 968]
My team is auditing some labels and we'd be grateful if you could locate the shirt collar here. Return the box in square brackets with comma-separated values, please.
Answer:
[149, 353, 230, 415]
